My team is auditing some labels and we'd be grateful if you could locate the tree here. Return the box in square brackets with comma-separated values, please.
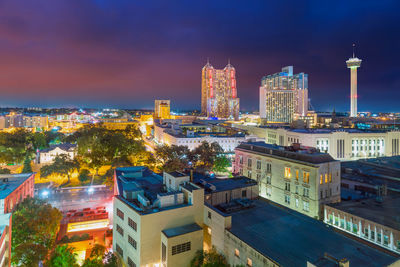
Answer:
[155, 144, 190, 172]
[47, 245, 78, 267]
[81, 245, 119, 267]
[191, 142, 223, 170]
[12, 197, 62, 266]
[212, 156, 231, 174]
[21, 155, 33, 173]
[190, 247, 228, 267]
[31, 132, 48, 150]
[0, 129, 33, 164]
[78, 169, 91, 183]
[89, 244, 106, 260]
[40, 154, 80, 184]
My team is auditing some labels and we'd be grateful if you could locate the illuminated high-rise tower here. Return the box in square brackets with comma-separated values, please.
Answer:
[201, 60, 240, 120]
[259, 66, 308, 123]
[346, 44, 362, 118]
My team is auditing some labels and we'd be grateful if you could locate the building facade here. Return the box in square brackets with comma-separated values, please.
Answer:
[113, 167, 204, 267]
[234, 125, 400, 160]
[37, 144, 77, 164]
[324, 196, 400, 255]
[260, 66, 308, 123]
[201, 61, 239, 120]
[233, 142, 341, 219]
[0, 173, 35, 267]
[154, 100, 171, 120]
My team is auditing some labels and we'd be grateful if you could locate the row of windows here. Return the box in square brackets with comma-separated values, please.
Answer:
[283, 195, 310, 211]
[128, 235, 137, 249]
[284, 167, 310, 183]
[319, 173, 332, 184]
[238, 156, 271, 172]
[234, 249, 253, 266]
[116, 208, 137, 231]
[172, 242, 191, 255]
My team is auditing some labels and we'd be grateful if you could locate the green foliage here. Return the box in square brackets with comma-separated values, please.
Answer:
[74, 125, 146, 174]
[191, 142, 224, 170]
[12, 197, 62, 266]
[44, 131, 65, 145]
[0, 129, 33, 164]
[190, 247, 228, 267]
[40, 154, 79, 184]
[21, 155, 32, 173]
[212, 156, 231, 174]
[31, 132, 48, 150]
[59, 233, 90, 244]
[155, 144, 190, 172]
[81, 244, 119, 267]
[0, 167, 11, 174]
[78, 168, 91, 183]
[48, 245, 78, 267]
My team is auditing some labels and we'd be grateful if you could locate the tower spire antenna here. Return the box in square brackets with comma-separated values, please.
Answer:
[207, 57, 210, 64]
[352, 43, 356, 58]
[228, 58, 230, 65]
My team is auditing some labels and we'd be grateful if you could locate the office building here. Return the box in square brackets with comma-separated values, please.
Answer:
[154, 100, 171, 120]
[234, 142, 341, 219]
[153, 121, 253, 152]
[204, 198, 399, 266]
[260, 66, 308, 123]
[346, 48, 362, 117]
[324, 196, 400, 255]
[0, 173, 35, 214]
[112, 167, 204, 267]
[0, 173, 35, 267]
[234, 125, 400, 160]
[201, 61, 239, 120]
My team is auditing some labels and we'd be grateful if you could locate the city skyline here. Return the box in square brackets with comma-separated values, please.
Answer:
[0, 1, 399, 112]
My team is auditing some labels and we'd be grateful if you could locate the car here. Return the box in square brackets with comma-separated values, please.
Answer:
[83, 208, 91, 211]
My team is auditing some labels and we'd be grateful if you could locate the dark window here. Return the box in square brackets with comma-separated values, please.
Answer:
[116, 224, 124, 236]
[116, 244, 123, 257]
[242, 190, 247, 197]
[127, 257, 136, 267]
[128, 235, 137, 249]
[117, 209, 124, 220]
[172, 242, 191, 255]
[208, 211, 211, 219]
[128, 218, 137, 231]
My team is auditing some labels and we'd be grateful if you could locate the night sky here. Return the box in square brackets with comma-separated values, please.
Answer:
[0, 0, 399, 112]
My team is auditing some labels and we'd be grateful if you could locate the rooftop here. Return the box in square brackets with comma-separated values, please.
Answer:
[40, 143, 76, 153]
[228, 199, 398, 267]
[196, 176, 257, 193]
[162, 223, 202, 238]
[0, 173, 34, 199]
[236, 141, 336, 164]
[341, 157, 400, 192]
[327, 196, 400, 230]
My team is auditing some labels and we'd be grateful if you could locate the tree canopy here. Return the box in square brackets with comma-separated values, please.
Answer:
[40, 154, 80, 184]
[12, 197, 62, 266]
[47, 245, 78, 267]
[190, 247, 228, 267]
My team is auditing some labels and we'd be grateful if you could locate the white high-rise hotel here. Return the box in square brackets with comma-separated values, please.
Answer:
[259, 66, 308, 123]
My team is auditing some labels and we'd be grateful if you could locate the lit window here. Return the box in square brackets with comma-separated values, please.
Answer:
[284, 167, 291, 178]
[325, 174, 328, 183]
[247, 258, 253, 267]
[329, 173, 332, 183]
[320, 175, 323, 185]
[235, 249, 240, 258]
[208, 227, 212, 235]
[295, 170, 299, 180]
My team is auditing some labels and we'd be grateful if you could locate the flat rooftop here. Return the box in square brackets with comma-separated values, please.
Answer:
[162, 223, 202, 238]
[197, 176, 257, 193]
[236, 142, 335, 164]
[228, 199, 398, 266]
[0, 173, 34, 199]
[341, 157, 400, 192]
[327, 196, 400, 230]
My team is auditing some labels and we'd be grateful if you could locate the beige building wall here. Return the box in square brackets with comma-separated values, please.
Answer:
[113, 186, 204, 267]
[161, 228, 203, 267]
[234, 149, 340, 219]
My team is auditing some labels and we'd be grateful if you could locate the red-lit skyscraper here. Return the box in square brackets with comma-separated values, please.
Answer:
[201, 61, 240, 120]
